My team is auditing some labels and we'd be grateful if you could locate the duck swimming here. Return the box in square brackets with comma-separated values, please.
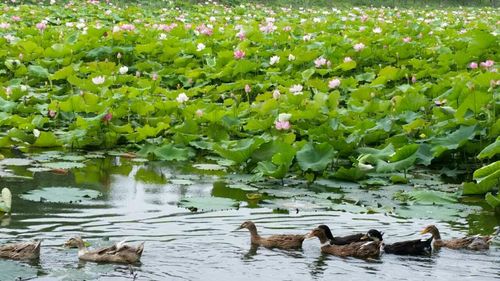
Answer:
[364, 229, 432, 255]
[306, 226, 382, 259]
[0, 240, 41, 260]
[317, 225, 381, 245]
[420, 225, 492, 250]
[64, 236, 144, 264]
[237, 221, 306, 249]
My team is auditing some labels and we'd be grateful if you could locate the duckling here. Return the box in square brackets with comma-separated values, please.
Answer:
[0, 240, 41, 260]
[237, 221, 306, 249]
[318, 225, 380, 245]
[364, 229, 432, 255]
[64, 237, 144, 264]
[306, 227, 382, 259]
[421, 225, 492, 250]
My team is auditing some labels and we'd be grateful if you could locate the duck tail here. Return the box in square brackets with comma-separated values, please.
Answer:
[136, 242, 145, 257]
[34, 240, 42, 253]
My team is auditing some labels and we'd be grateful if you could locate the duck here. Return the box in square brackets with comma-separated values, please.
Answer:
[364, 229, 432, 255]
[64, 236, 144, 264]
[236, 221, 306, 249]
[420, 225, 492, 250]
[0, 240, 41, 260]
[317, 225, 380, 245]
[306, 226, 382, 259]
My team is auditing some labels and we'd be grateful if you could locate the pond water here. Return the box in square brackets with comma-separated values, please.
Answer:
[0, 150, 499, 281]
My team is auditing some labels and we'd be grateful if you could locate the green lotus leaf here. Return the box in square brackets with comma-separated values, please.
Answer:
[296, 142, 335, 172]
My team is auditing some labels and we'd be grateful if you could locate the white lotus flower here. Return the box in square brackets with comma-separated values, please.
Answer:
[33, 129, 40, 138]
[269, 55, 280, 65]
[196, 43, 206, 51]
[289, 84, 303, 95]
[92, 76, 105, 85]
[119, 66, 128, 75]
[176, 92, 189, 103]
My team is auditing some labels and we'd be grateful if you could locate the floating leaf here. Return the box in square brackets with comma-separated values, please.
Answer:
[178, 196, 239, 212]
[41, 161, 86, 169]
[0, 158, 33, 166]
[20, 187, 101, 203]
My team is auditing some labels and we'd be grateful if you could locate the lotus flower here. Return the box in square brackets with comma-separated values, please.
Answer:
[176, 93, 189, 103]
[92, 76, 105, 85]
[353, 43, 365, 52]
[328, 78, 341, 89]
[234, 49, 245, 59]
[289, 84, 303, 95]
[270, 55, 280, 65]
[275, 120, 290, 130]
[469, 62, 478, 69]
[197, 43, 206, 51]
[119, 66, 128, 74]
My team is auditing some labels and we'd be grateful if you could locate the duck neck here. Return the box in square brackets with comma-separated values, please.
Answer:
[76, 241, 88, 256]
[247, 224, 261, 243]
[431, 228, 442, 240]
[317, 232, 330, 245]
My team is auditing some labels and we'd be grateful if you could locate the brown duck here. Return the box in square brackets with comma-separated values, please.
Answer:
[237, 221, 306, 249]
[64, 236, 144, 264]
[0, 240, 41, 260]
[306, 226, 382, 259]
[421, 225, 493, 250]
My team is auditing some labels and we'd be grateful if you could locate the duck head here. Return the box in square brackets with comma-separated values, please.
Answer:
[362, 229, 384, 242]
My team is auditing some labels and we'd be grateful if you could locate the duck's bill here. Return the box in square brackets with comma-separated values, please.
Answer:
[420, 229, 428, 235]
[360, 235, 369, 240]
[304, 231, 315, 240]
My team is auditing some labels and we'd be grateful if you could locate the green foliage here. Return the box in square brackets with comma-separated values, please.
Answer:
[0, 1, 498, 207]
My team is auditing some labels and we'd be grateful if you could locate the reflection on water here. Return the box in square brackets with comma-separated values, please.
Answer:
[0, 152, 499, 281]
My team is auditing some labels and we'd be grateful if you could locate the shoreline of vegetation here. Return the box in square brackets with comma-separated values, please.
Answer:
[0, 1, 498, 208]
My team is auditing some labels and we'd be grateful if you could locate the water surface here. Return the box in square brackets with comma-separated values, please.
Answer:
[0, 151, 498, 281]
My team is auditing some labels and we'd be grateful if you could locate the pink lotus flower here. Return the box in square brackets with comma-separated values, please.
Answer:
[152, 73, 158, 81]
[244, 84, 251, 93]
[469, 62, 478, 69]
[353, 43, 365, 52]
[411, 75, 417, 83]
[48, 110, 56, 118]
[328, 78, 341, 89]
[275, 120, 290, 130]
[11, 16, 21, 22]
[0, 22, 11, 29]
[480, 60, 494, 68]
[234, 49, 245, 59]
[314, 57, 327, 68]
[195, 109, 203, 117]
[196, 24, 213, 36]
[283, 26, 292, 32]
[259, 22, 277, 34]
[344, 57, 353, 63]
[373, 27, 382, 34]
[102, 112, 112, 123]
[236, 31, 246, 40]
[36, 22, 47, 31]
[120, 24, 135, 31]
[403, 37, 412, 43]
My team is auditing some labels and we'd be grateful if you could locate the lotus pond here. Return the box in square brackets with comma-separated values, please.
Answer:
[0, 150, 499, 280]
